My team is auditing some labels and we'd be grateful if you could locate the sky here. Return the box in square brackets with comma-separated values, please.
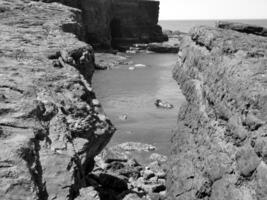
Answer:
[159, 0, 267, 20]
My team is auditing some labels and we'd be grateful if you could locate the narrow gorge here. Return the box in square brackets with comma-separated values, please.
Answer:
[1, 0, 267, 200]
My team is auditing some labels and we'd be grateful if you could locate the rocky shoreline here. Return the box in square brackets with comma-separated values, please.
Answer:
[1, 0, 267, 200]
[168, 23, 267, 200]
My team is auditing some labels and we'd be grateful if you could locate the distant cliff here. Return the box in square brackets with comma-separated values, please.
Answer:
[168, 24, 267, 200]
[36, 0, 167, 49]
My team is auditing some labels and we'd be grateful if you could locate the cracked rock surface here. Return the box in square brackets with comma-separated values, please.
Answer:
[168, 25, 267, 200]
[0, 1, 115, 199]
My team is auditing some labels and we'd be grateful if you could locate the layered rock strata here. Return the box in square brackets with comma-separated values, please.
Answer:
[35, 0, 167, 49]
[168, 26, 267, 200]
[0, 0, 115, 199]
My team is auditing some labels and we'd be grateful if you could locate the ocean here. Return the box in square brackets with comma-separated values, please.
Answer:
[159, 19, 267, 33]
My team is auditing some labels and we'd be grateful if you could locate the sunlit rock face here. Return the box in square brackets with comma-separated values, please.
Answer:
[36, 0, 167, 49]
[0, 1, 115, 199]
[167, 25, 267, 200]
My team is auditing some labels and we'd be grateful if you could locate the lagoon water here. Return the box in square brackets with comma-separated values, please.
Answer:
[92, 53, 185, 155]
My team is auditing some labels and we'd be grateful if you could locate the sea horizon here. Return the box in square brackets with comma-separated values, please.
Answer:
[159, 19, 267, 32]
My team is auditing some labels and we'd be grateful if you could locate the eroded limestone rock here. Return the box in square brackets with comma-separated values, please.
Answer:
[168, 24, 267, 200]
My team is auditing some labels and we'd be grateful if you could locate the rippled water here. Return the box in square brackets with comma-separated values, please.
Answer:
[92, 53, 185, 155]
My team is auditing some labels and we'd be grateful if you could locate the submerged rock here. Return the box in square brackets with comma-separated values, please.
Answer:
[147, 42, 179, 53]
[134, 64, 147, 68]
[119, 114, 128, 121]
[115, 142, 156, 152]
[128, 66, 136, 71]
[154, 99, 174, 109]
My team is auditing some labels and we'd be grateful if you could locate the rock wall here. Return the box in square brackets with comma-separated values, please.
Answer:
[35, 0, 167, 49]
[168, 25, 267, 200]
[0, 0, 115, 199]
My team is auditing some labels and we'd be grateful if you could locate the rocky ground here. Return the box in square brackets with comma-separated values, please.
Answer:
[0, 0, 168, 199]
[0, 0, 116, 199]
[168, 24, 267, 199]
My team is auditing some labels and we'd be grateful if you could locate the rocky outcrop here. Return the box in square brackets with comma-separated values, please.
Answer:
[35, 0, 167, 49]
[168, 25, 267, 200]
[0, 0, 115, 199]
[217, 21, 267, 37]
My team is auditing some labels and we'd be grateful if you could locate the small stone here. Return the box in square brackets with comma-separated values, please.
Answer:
[92, 99, 100, 106]
[52, 60, 62, 68]
[126, 50, 137, 54]
[76, 187, 100, 200]
[236, 145, 260, 177]
[157, 178, 166, 185]
[122, 193, 142, 200]
[98, 114, 106, 121]
[134, 64, 146, 68]
[128, 66, 135, 70]
[95, 128, 106, 135]
[119, 114, 128, 121]
[149, 153, 168, 163]
[159, 190, 167, 197]
[143, 169, 155, 180]
[115, 142, 156, 152]
[156, 172, 166, 179]
[154, 99, 174, 109]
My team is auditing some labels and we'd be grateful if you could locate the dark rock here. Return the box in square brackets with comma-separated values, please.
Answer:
[154, 99, 174, 109]
[38, 0, 167, 49]
[148, 42, 179, 53]
[151, 184, 166, 193]
[96, 173, 128, 192]
[217, 21, 267, 37]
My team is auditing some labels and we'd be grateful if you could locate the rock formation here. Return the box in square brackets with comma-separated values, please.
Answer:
[0, 0, 115, 199]
[217, 21, 267, 37]
[168, 25, 267, 200]
[35, 0, 167, 49]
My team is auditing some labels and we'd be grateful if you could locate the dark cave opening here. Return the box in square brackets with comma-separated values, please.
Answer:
[110, 18, 122, 48]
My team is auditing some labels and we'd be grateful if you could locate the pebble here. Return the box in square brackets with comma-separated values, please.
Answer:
[134, 64, 147, 68]
[128, 66, 135, 70]
[97, 114, 106, 121]
[118, 114, 128, 121]
[92, 99, 100, 106]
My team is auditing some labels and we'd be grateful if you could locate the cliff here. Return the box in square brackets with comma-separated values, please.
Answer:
[0, 0, 115, 199]
[35, 0, 167, 49]
[168, 25, 267, 199]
